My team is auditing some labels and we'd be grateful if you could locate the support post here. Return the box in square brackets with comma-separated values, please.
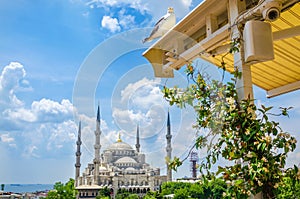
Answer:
[228, 0, 254, 101]
[229, 1, 260, 199]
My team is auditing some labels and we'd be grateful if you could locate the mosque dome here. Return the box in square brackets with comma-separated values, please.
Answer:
[107, 141, 133, 151]
[99, 166, 108, 172]
[125, 167, 136, 172]
[115, 157, 137, 164]
[106, 133, 134, 151]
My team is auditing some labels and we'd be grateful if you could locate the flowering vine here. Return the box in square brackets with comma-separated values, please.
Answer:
[162, 64, 299, 198]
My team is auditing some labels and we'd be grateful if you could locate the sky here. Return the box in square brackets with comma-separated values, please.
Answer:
[0, 0, 299, 184]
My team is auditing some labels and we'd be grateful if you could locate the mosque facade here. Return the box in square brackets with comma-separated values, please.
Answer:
[74, 106, 172, 198]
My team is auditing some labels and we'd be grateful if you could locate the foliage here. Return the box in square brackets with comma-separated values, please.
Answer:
[1, 184, 4, 191]
[96, 187, 111, 199]
[174, 188, 189, 199]
[46, 178, 76, 199]
[160, 182, 190, 196]
[115, 188, 138, 199]
[159, 178, 226, 199]
[162, 64, 299, 198]
[276, 176, 300, 198]
[144, 190, 163, 199]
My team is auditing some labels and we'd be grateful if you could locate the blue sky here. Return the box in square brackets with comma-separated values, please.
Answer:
[0, 0, 299, 184]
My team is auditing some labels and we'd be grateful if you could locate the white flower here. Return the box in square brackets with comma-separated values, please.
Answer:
[290, 138, 297, 144]
[226, 97, 235, 105]
[245, 129, 250, 135]
[261, 157, 268, 163]
[265, 136, 272, 144]
[246, 151, 253, 158]
[229, 104, 236, 111]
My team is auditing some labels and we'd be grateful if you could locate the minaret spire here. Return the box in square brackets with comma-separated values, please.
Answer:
[75, 121, 82, 187]
[136, 124, 140, 153]
[166, 110, 172, 181]
[93, 104, 101, 185]
[97, 104, 100, 123]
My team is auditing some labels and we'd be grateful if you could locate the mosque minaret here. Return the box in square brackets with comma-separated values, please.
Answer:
[135, 125, 140, 153]
[166, 111, 172, 182]
[75, 121, 82, 187]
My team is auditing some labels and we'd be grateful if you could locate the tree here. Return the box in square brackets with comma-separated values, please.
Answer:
[96, 187, 111, 199]
[46, 178, 77, 199]
[163, 63, 299, 198]
[144, 190, 163, 199]
[1, 184, 4, 191]
[114, 189, 139, 199]
[174, 188, 189, 199]
[276, 176, 300, 198]
[161, 182, 190, 196]
[159, 179, 226, 199]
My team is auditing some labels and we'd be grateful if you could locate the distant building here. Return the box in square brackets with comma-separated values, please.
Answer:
[75, 106, 173, 198]
[0, 193, 21, 199]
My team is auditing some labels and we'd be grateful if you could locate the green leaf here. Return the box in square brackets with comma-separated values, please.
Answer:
[261, 143, 266, 151]
[235, 179, 243, 186]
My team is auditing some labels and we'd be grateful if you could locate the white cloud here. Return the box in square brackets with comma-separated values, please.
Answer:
[0, 62, 84, 159]
[0, 62, 26, 108]
[101, 15, 121, 33]
[112, 78, 169, 138]
[47, 120, 77, 151]
[88, 0, 197, 33]
[3, 98, 75, 124]
[23, 145, 39, 158]
[120, 77, 161, 104]
[113, 108, 145, 124]
[0, 62, 26, 92]
[118, 9, 135, 28]
[181, 0, 193, 7]
[0, 133, 15, 143]
[87, 0, 146, 11]
[4, 108, 36, 122]
[32, 98, 74, 122]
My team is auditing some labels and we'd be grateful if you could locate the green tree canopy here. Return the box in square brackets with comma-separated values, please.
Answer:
[96, 187, 111, 199]
[46, 178, 76, 199]
[115, 188, 139, 199]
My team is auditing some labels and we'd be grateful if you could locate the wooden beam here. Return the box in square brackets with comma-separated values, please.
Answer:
[267, 80, 300, 98]
[273, 25, 300, 40]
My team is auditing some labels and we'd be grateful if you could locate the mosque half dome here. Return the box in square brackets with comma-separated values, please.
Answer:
[115, 157, 137, 164]
[99, 166, 108, 172]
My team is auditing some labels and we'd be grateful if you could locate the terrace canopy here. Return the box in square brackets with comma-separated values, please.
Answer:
[143, 0, 300, 98]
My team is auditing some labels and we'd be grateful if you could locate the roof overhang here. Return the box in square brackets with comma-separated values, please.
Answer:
[143, 0, 300, 98]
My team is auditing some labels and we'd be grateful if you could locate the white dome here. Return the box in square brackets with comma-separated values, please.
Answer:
[115, 157, 137, 164]
[107, 141, 133, 151]
[125, 167, 136, 171]
[99, 166, 108, 171]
